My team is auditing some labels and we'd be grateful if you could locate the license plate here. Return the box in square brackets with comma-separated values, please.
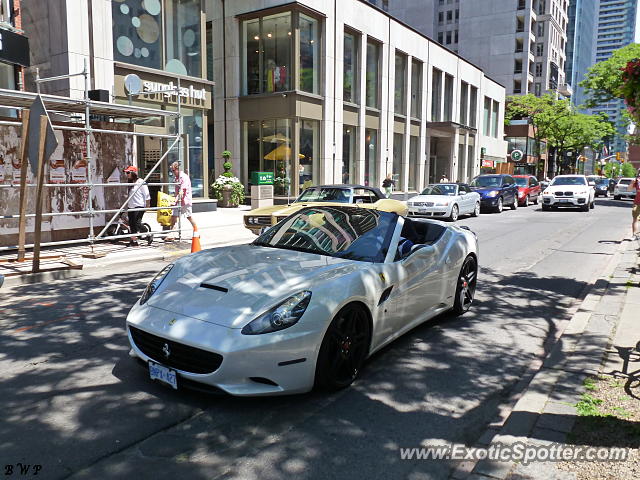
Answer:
[149, 361, 178, 389]
[558, 199, 569, 203]
[419, 208, 429, 213]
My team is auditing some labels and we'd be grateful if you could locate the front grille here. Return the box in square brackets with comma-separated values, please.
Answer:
[246, 216, 272, 226]
[129, 326, 223, 374]
[411, 201, 434, 207]
[554, 191, 574, 197]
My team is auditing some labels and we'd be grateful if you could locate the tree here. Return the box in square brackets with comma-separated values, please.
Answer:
[579, 43, 640, 108]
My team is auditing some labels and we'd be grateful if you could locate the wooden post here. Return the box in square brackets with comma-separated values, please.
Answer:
[16, 110, 31, 262]
[32, 115, 49, 273]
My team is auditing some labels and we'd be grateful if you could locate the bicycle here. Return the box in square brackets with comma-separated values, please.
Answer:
[105, 211, 153, 246]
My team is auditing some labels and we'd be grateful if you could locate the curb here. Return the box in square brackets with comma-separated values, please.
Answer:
[450, 236, 636, 480]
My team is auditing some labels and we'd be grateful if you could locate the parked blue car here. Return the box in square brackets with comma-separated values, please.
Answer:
[469, 174, 519, 213]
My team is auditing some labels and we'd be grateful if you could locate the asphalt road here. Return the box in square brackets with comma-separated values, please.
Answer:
[0, 197, 633, 480]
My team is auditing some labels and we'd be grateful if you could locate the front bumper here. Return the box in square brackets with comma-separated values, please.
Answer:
[126, 303, 322, 396]
[542, 194, 589, 206]
[480, 196, 500, 208]
[407, 205, 450, 218]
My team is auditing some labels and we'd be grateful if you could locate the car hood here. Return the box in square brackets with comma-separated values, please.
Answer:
[408, 194, 455, 203]
[544, 184, 588, 192]
[145, 244, 355, 328]
[244, 202, 350, 217]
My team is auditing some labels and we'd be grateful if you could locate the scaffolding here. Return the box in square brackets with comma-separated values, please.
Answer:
[0, 61, 188, 273]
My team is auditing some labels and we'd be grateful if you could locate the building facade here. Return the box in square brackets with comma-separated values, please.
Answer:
[0, 0, 29, 113]
[565, 0, 598, 109]
[376, 0, 570, 99]
[592, 0, 638, 153]
[209, 0, 507, 197]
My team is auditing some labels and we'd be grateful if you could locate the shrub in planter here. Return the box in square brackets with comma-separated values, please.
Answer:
[211, 154, 244, 207]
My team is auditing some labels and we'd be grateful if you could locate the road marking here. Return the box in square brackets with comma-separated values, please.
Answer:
[14, 313, 80, 333]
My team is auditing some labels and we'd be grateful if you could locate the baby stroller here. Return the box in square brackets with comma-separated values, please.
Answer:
[105, 211, 153, 245]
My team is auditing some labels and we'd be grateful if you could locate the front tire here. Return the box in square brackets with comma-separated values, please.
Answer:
[523, 195, 529, 207]
[590, 199, 595, 210]
[450, 205, 459, 222]
[452, 256, 477, 316]
[472, 202, 480, 217]
[495, 197, 503, 213]
[315, 304, 371, 391]
[542, 204, 551, 211]
[511, 196, 518, 210]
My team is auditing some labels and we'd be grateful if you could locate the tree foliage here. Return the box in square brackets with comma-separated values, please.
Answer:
[579, 43, 640, 109]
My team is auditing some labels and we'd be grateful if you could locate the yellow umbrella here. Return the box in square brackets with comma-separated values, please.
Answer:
[261, 133, 290, 143]
[264, 144, 305, 161]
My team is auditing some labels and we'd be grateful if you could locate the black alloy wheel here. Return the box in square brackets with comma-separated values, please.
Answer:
[495, 197, 503, 213]
[315, 304, 371, 391]
[452, 255, 477, 316]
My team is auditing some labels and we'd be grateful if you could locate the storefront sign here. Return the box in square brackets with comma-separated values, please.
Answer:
[510, 149, 523, 161]
[0, 28, 30, 67]
[251, 171, 274, 185]
[482, 160, 495, 168]
[141, 80, 207, 102]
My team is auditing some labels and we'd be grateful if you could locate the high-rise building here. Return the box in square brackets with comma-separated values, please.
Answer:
[592, 0, 638, 152]
[375, 0, 571, 98]
[565, 0, 598, 109]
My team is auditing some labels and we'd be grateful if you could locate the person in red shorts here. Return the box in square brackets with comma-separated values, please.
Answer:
[632, 170, 640, 238]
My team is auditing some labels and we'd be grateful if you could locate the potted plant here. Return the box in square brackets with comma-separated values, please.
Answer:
[211, 153, 244, 207]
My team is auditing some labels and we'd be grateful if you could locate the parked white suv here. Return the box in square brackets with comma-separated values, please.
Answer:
[613, 178, 636, 200]
[541, 175, 595, 212]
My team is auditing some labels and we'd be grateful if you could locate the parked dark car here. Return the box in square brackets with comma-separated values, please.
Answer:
[593, 177, 611, 197]
[469, 174, 519, 213]
[513, 175, 541, 206]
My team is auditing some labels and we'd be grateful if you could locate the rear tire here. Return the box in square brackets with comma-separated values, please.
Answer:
[533, 195, 539, 205]
[315, 304, 371, 391]
[452, 256, 477, 316]
[140, 223, 153, 245]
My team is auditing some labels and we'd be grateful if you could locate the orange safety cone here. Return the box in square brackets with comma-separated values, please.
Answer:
[191, 226, 202, 253]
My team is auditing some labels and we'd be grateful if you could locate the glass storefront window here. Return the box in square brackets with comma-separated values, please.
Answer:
[299, 14, 318, 93]
[0, 62, 16, 118]
[244, 18, 261, 94]
[409, 136, 418, 191]
[492, 100, 499, 138]
[444, 74, 454, 122]
[459, 81, 468, 126]
[182, 108, 204, 197]
[342, 126, 356, 184]
[410, 60, 422, 119]
[244, 119, 292, 196]
[393, 133, 403, 190]
[364, 128, 378, 187]
[300, 119, 319, 191]
[394, 53, 406, 115]
[262, 13, 292, 93]
[366, 41, 380, 108]
[344, 32, 358, 103]
[165, 0, 201, 77]
[112, 0, 163, 70]
[483, 97, 491, 136]
[431, 68, 442, 121]
[469, 86, 478, 128]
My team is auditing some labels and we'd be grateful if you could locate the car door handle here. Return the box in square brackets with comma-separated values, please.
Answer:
[445, 256, 452, 265]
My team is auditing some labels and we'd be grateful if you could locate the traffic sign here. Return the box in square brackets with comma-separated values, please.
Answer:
[510, 149, 523, 162]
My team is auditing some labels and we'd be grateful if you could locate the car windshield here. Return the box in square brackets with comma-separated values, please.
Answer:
[595, 178, 609, 185]
[470, 176, 502, 187]
[253, 206, 396, 263]
[513, 177, 528, 186]
[420, 184, 458, 196]
[550, 177, 586, 186]
[296, 188, 351, 203]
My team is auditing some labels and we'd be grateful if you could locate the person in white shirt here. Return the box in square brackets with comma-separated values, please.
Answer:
[124, 166, 150, 247]
[440, 174, 450, 183]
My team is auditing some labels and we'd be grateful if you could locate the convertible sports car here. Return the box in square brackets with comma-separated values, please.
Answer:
[244, 184, 386, 235]
[407, 183, 481, 221]
[126, 201, 479, 396]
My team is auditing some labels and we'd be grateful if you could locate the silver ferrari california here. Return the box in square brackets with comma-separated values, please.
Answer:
[126, 202, 479, 396]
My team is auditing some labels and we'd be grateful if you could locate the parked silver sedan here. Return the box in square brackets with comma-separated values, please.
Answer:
[407, 183, 481, 221]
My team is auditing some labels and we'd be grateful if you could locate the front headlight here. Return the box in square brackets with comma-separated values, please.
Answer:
[575, 190, 587, 195]
[241, 291, 312, 335]
[543, 189, 550, 195]
[140, 264, 174, 305]
[486, 190, 499, 197]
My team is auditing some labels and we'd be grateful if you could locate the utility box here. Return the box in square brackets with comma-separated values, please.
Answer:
[251, 184, 274, 209]
[251, 171, 274, 185]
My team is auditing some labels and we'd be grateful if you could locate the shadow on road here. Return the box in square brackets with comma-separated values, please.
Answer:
[0, 265, 592, 479]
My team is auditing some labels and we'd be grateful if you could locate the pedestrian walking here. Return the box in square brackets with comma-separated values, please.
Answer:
[632, 170, 640, 238]
[440, 174, 450, 183]
[124, 166, 150, 247]
[382, 173, 395, 198]
[166, 161, 198, 240]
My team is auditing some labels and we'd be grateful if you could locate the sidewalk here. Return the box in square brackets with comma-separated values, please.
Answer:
[452, 235, 640, 480]
[0, 206, 255, 286]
